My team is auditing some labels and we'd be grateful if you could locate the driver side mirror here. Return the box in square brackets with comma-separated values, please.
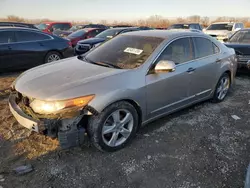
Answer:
[154, 60, 176, 73]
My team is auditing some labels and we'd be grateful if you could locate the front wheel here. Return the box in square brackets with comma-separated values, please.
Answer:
[87, 101, 139, 152]
[212, 73, 231, 103]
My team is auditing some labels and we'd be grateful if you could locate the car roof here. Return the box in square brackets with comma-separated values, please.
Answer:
[42, 22, 71, 24]
[211, 22, 235, 24]
[0, 21, 34, 25]
[171, 23, 200, 25]
[0, 27, 45, 32]
[122, 29, 205, 39]
[107, 27, 139, 31]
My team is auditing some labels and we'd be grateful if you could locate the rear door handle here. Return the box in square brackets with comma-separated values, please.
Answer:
[187, 67, 196, 73]
[8, 46, 12, 50]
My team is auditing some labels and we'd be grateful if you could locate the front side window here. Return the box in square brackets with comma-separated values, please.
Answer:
[16, 31, 51, 42]
[156, 38, 193, 65]
[0, 31, 15, 44]
[84, 35, 164, 69]
[193, 37, 214, 58]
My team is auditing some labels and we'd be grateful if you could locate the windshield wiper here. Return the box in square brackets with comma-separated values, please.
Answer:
[96, 61, 122, 69]
[78, 56, 122, 69]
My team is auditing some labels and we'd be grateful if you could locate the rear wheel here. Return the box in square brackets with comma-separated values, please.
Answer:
[212, 73, 231, 103]
[87, 101, 139, 152]
[44, 51, 62, 63]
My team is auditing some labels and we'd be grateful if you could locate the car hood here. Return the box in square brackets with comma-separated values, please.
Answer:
[204, 30, 231, 36]
[224, 43, 250, 55]
[14, 57, 127, 100]
[77, 37, 106, 45]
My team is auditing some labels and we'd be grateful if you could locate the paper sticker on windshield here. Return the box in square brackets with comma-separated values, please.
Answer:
[124, 47, 143, 55]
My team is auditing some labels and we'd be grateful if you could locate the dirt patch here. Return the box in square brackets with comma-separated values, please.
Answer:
[0, 73, 249, 188]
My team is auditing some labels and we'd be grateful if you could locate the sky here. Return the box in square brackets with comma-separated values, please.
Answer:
[0, 0, 249, 22]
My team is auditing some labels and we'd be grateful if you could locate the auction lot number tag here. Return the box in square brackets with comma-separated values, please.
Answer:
[124, 47, 143, 55]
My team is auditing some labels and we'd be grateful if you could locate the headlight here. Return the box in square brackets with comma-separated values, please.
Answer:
[30, 95, 95, 114]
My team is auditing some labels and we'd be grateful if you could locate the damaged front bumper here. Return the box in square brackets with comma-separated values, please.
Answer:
[9, 93, 98, 149]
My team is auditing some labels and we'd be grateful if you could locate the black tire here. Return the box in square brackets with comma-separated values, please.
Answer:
[212, 72, 231, 103]
[44, 51, 62, 63]
[87, 101, 139, 152]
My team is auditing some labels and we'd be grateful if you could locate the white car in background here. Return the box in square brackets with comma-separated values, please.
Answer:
[203, 22, 244, 42]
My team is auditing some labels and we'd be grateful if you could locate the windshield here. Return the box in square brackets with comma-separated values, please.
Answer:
[207, 23, 233, 31]
[83, 35, 163, 69]
[168, 24, 190, 29]
[229, 30, 250, 43]
[95, 29, 120, 39]
[37, 23, 49, 30]
[68, 30, 86, 38]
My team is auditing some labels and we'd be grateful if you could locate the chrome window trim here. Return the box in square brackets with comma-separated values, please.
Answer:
[0, 29, 54, 45]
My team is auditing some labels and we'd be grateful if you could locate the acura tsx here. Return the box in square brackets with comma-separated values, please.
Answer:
[9, 30, 237, 152]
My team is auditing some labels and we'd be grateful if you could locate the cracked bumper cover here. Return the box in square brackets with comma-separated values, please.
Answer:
[9, 93, 99, 149]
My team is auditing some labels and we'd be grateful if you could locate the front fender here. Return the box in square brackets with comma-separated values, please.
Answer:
[88, 88, 147, 121]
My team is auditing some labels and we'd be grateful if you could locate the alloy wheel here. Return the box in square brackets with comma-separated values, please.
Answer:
[47, 54, 61, 63]
[216, 76, 230, 100]
[102, 109, 134, 147]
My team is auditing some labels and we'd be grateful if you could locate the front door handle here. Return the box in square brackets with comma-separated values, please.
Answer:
[187, 67, 196, 73]
[8, 46, 12, 50]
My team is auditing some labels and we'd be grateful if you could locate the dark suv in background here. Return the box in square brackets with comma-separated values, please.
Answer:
[167, 23, 203, 31]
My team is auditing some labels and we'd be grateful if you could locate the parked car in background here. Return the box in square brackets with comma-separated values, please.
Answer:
[111, 25, 134, 28]
[9, 30, 237, 152]
[53, 24, 85, 37]
[75, 27, 141, 55]
[167, 23, 203, 31]
[37, 22, 72, 34]
[203, 22, 244, 42]
[67, 28, 106, 47]
[0, 27, 73, 72]
[224, 28, 250, 70]
[83, 24, 108, 29]
[0, 22, 38, 29]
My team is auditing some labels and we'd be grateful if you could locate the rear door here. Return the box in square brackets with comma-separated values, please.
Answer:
[188, 37, 221, 100]
[14, 30, 52, 68]
[0, 30, 17, 71]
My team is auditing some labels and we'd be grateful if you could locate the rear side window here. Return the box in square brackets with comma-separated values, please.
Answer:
[0, 31, 15, 44]
[213, 43, 220, 54]
[16, 31, 51, 42]
[157, 37, 194, 64]
[193, 37, 214, 59]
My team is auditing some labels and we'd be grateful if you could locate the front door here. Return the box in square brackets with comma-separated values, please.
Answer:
[146, 37, 195, 119]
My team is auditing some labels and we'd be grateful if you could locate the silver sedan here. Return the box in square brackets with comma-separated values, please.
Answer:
[9, 30, 237, 151]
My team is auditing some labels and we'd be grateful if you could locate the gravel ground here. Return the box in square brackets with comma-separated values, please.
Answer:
[0, 73, 249, 188]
